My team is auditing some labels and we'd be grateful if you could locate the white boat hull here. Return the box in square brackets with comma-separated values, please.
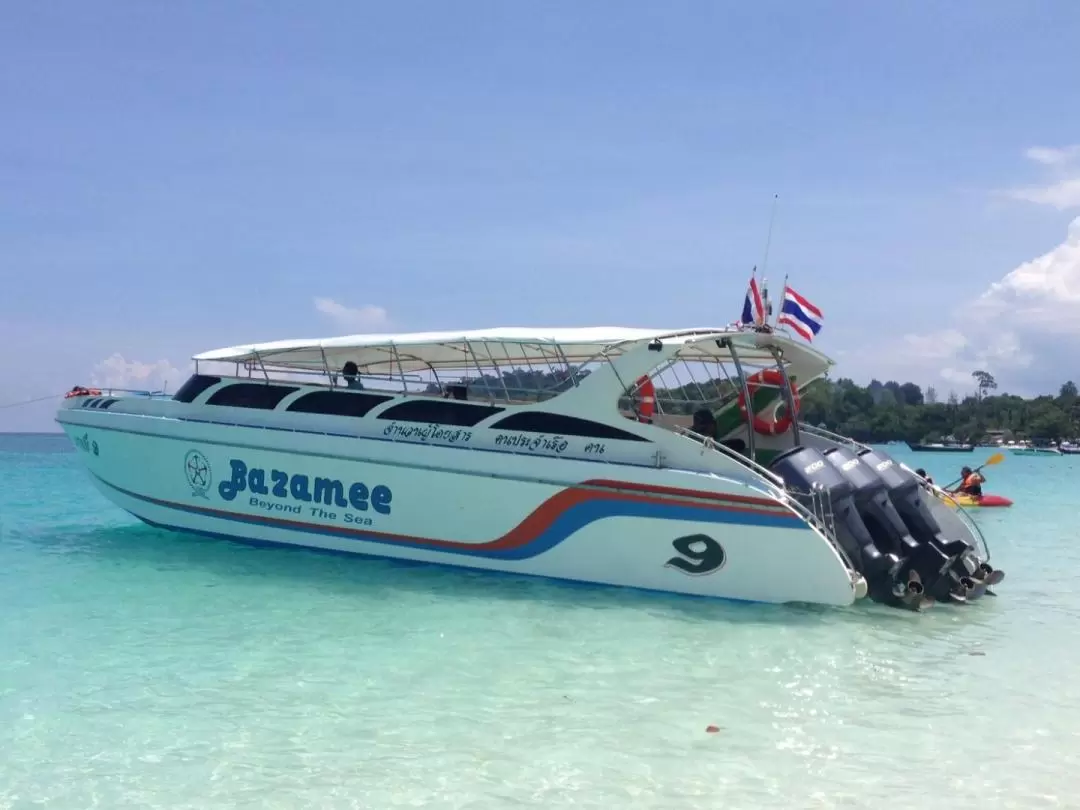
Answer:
[58, 415, 859, 607]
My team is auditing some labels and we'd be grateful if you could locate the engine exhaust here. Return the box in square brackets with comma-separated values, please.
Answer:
[947, 575, 978, 603]
[893, 570, 932, 611]
[975, 562, 1005, 587]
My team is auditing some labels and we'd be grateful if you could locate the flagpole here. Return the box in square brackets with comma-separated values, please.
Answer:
[773, 273, 789, 329]
[740, 265, 757, 328]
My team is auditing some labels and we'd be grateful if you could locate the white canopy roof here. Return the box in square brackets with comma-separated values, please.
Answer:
[192, 326, 832, 375]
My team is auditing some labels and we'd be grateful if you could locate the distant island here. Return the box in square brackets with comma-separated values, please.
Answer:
[458, 367, 1076, 445]
[653, 369, 1077, 444]
[796, 372, 1078, 445]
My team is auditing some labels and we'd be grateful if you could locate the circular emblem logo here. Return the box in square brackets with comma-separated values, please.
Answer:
[184, 449, 212, 497]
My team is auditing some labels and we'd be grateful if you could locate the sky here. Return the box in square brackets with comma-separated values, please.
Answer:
[3, 1, 1079, 431]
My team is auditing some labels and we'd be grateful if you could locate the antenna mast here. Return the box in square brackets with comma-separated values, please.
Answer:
[760, 193, 779, 325]
[761, 193, 779, 277]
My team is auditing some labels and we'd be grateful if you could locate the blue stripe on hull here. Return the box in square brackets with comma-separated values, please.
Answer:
[94, 474, 805, 561]
[129, 513, 768, 607]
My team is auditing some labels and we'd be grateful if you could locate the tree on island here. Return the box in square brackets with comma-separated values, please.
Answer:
[781, 375, 1077, 444]
[972, 369, 998, 400]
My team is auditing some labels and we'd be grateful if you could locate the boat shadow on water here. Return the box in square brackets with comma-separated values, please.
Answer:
[37, 520, 1000, 635]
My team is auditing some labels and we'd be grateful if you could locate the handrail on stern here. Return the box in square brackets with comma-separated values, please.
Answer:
[673, 426, 857, 573]
[796, 422, 871, 452]
[672, 425, 783, 486]
[898, 462, 991, 560]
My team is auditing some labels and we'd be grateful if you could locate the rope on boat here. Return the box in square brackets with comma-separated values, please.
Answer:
[0, 392, 67, 410]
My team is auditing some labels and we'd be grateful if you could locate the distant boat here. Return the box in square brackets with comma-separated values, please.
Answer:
[1010, 446, 1063, 456]
[907, 441, 974, 453]
[1060, 444, 1080, 455]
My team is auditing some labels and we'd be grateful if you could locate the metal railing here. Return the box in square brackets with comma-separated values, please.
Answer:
[806, 483, 839, 550]
[78, 387, 174, 399]
[797, 422, 870, 452]
[193, 361, 594, 404]
[783, 482, 854, 572]
[672, 425, 784, 486]
[796, 425, 991, 561]
[673, 427, 857, 574]
[898, 462, 991, 560]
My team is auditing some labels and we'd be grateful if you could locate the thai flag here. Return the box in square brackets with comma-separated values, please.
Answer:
[740, 274, 766, 327]
[778, 285, 823, 341]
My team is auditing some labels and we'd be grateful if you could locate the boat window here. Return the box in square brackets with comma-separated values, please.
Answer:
[206, 383, 298, 410]
[173, 374, 223, 403]
[376, 399, 504, 426]
[287, 390, 394, 418]
[491, 412, 649, 441]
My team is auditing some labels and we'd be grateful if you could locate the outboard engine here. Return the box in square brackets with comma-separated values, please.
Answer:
[769, 446, 925, 608]
[820, 447, 920, 560]
[823, 446, 977, 605]
[856, 447, 1005, 597]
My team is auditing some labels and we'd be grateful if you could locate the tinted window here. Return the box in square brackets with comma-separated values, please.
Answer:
[492, 412, 649, 441]
[287, 390, 393, 418]
[174, 374, 222, 403]
[206, 383, 298, 410]
[377, 399, 504, 426]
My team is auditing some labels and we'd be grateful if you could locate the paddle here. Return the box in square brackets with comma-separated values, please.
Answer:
[943, 452, 1005, 491]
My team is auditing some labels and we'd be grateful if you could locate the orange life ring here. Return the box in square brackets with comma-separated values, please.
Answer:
[635, 376, 656, 422]
[737, 369, 800, 435]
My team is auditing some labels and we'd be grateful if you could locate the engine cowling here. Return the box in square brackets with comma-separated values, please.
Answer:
[768, 446, 895, 582]
[855, 449, 960, 551]
[856, 447, 1004, 597]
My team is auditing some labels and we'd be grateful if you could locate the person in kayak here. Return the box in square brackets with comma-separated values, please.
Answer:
[952, 466, 985, 498]
[915, 468, 934, 485]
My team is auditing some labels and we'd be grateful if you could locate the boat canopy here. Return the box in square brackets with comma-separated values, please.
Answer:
[193, 325, 834, 377]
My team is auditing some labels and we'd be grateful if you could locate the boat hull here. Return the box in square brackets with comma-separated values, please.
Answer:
[58, 416, 860, 607]
[906, 443, 974, 453]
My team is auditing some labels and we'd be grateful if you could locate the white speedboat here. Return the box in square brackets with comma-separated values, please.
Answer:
[57, 326, 1003, 610]
[1010, 445, 1062, 456]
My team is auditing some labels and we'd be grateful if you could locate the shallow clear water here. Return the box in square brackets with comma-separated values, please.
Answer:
[2, 434, 1078, 809]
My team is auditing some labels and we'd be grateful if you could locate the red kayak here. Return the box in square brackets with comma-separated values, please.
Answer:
[949, 493, 1014, 508]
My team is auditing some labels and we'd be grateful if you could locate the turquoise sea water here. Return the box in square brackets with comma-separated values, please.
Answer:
[2, 433, 1079, 809]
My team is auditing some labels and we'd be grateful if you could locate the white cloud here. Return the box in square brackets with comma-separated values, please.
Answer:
[313, 297, 390, 331]
[1007, 177, 1080, 210]
[899, 329, 968, 362]
[1024, 145, 1080, 166]
[865, 146, 1080, 393]
[970, 215, 1080, 333]
[848, 216, 1080, 394]
[1006, 145, 1080, 210]
[91, 354, 189, 394]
